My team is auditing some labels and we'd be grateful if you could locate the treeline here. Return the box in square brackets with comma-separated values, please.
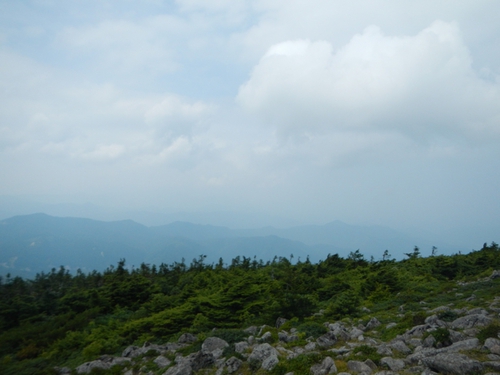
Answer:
[0, 242, 499, 374]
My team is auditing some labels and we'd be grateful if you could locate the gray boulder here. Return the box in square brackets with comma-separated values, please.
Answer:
[76, 356, 131, 374]
[225, 357, 242, 373]
[279, 331, 299, 343]
[404, 324, 430, 339]
[121, 343, 164, 358]
[317, 331, 337, 348]
[122, 345, 141, 358]
[244, 326, 258, 335]
[191, 351, 215, 371]
[262, 354, 279, 371]
[178, 333, 197, 344]
[376, 344, 393, 356]
[389, 340, 412, 355]
[485, 338, 500, 355]
[235, 341, 249, 354]
[347, 360, 373, 374]
[364, 359, 377, 371]
[490, 270, 500, 279]
[154, 355, 172, 369]
[201, 337, 228, 359]
[248, 343, 279, 364]
[380, 357, 405, 372]
[163, 363, 193, 375]
[260, 331, 273, 342]
[350, 327, 364, 340]
[305, 342, 317, 351]
[451, 314, 493, 329]
[311, 356, 337, 375]
[437, 338, 480, 353]
[365, 317, 381, 330]
[422, 353, 483, 375]
[449, 329, 468, 343]
[425, 315, 447, 328]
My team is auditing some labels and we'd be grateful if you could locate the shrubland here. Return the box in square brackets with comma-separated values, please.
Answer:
[0, 242, 499, 374]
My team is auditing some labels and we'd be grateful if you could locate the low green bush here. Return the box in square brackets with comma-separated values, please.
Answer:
[477, 322, 500, 343]
[296, 321, 327, 339]
[270, 352, 323, 375]
[348, 344, 382, 365]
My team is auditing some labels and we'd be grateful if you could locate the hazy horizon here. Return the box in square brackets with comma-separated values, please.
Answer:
[1, 1, 499, 250]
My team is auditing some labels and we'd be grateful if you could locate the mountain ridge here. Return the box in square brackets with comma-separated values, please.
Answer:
[0, 213, 466, 278]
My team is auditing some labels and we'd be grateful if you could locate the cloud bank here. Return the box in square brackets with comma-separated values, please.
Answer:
[0, 1, 500, 242]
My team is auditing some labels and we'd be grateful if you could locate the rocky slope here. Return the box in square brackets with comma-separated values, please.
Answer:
[58, 272, 500, 375]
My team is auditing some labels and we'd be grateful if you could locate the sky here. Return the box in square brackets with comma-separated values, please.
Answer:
[1, 0, 499, 244]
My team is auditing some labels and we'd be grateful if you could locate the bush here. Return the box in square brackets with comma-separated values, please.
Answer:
[296, 321, 327, 339]
[349, 344, 382, 365]
[478, 322, 500, 343]
[269, 353, 323, 375]
[437, 310, 459, 322]
[326, 290, 360, 319]
[430, 328, 451, 348]
[208, 329, 248, 344]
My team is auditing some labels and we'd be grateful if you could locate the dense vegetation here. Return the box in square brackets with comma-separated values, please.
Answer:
[1, 242, 499, 374]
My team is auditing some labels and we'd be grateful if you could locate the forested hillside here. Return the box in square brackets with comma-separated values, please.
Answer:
[1, 243, 500, 375]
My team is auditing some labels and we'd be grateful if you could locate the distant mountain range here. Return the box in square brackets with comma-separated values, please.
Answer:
[0, 213, 472, 278]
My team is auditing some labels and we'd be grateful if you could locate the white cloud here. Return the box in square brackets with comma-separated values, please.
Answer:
[237, 21, 500, 143]
[56, 16, 185, 75]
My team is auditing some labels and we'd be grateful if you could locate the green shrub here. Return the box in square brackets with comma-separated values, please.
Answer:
[296, 321, 327, 339]
[399, 311, 426, 330]
[477, 322, 500, 343]
[222, 344, 245, 361]
[326, 290, 360, 319]
[437, 310, 459, 322]
[349, 344, 382, 365]
[430, 328, 451, 347]
[208, 329, 248, 344]
[270, 352, 323, 375]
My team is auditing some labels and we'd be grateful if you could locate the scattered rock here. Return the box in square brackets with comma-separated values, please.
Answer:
[485, 338, 500, 355]
[490, 270, 500, 280]
[350, 327, 364, 340]
[380, 357, 405, 372]
[311, 356, 337, 375]
[347, 360, 373, 374]
[376, 344, 392, 356]
[235, 341, 249, 354]
[248, 343, 278, 365]
[163, 363, 193, 375]
[452, 314, 493, 329]
[178, 333, 197, 344]
[262, 354, 279, 370]
[191, 351, 215, 371]
[260, 331, 273, 343]
[365, 317, 381, 330]
[389, 340, 412, 355]
[202, 337, 228, 359]
[154, 355, 171, 369]
[422, 353, 483, 375]
[76, 356, 131, 374]
[225, 357, 242, 373]
[317, 331, 337, 348]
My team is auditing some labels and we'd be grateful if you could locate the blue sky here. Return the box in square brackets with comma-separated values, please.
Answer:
[1, 0, 500, 245]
